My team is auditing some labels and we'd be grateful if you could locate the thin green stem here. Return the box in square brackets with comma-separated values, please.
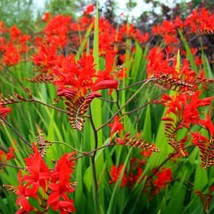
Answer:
[26, 98, 68, 113]
[115, 89, 121, 114]
[89, 105, 99, 213]
[118, 78, 156, 91]
[75, 142, 114, 160]
[0, 116, 31, 147]
[147, 145, 194, 179]
[0, 162, 25, 170]
[123, 89, 168, 116]
[98, 97, 116, 103]
[52, 141, 87, 155]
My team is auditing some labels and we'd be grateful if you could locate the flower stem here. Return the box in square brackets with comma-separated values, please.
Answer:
[0, 116, 31, 147]
[89, 106, 99, 214]
[96, 79, 152, 131]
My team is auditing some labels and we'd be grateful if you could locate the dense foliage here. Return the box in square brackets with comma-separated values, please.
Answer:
[0, 1, 214, 214]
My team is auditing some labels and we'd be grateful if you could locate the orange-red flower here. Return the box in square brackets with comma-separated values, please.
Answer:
[108, 116, 124, 138]
[0, 105, 12, 119]
[0, 147, 14, 162]
[109, 164, 127, 187]
[152, 167, 172, 194]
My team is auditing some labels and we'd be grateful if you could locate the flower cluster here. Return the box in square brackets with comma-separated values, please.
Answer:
[0, 4, 213, 214]
[14, 144, 76, 214]
[152, 8, 214, 54]
[109, 153, 172, 195]
[0, 23, 30, 68]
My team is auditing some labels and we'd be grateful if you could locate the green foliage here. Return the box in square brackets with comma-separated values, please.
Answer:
[0, 0, 34, 31]
[0, 2, 214, 214]
[45, 0, 79, 17]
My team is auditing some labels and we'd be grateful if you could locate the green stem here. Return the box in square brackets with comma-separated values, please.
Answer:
[89, 106, 99, 214]
[0, 162, 24, 170]
[118, 78, 156, 91]
[75, 142, 114, 160]
[147, 145, 194, 179]
[123, 89, 168, 116]
[0, 116, 31, 147]
[96, 79, 152, 131]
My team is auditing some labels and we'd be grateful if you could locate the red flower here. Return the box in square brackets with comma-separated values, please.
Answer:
[109, 164, 127, 187]
[84, 4, 95, 14]
[163, 91, 214, 127]
[191, 132, 209, 146]
[108, 116, 124, 138]
[198, 110, 214, 138]
[10, 25, 22, 41]
[42, 12, 50, 22]
[22, 143, 50, 195]
[16, 171, 36, 213]
[52, 199, 76, 214]
[0, 147, 14, 162]
[93, 51, 119, 94]
[15, 146, 76, 213]
[48, 153, 76, 212]
[44, 15, 71, 47]
[152, 167, 172, 194]
[3, 42, 20, 66]
[0, 105, 11, 119]
[92, 79, 118, 92]
[141, 149, 153, 157]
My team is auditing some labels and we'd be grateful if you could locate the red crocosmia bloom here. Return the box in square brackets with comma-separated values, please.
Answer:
[163, 91, 214, 127]
[98, 28, 116, 53]
[0, 105, 12, 119]
[84, 4, 95, 14]
[210, 185, 214, 192]
[191, 132, 209, 146]
[42, 12, 50, 21]
[108, 116, 124, 138]
[50, 199, 76, 214]
[139, 32, 149, 43]
[53, 53, 97, 95]
[141, 149, 153, 157]
[3, 42, 20, 66]
[92, 79, 118, 92]
[44, 15, 71, 47]
[0, 147, 14, 162]
[6, 147, 15, 160]
[10, 25, 22, 40]
[109, 164, 127, 187]
[48, 153, 76, 211]
[93, 51, 119, 94]
[0, 21, 7, 34]
[52, 152, 76, 181]
[16, 171, 36, 213]
[23, 143, 50, 195]
[198, 110, 214, 138]
[33, 44, 62, 73]
[127, 167, 144, 187]
[153, 167, 172, 194]
[70, 16, 92, 32]
[184, 8, 214, 33]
